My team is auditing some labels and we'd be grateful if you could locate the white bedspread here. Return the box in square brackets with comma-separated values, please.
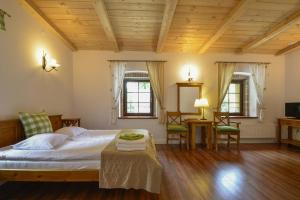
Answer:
[0, 130, 119, 161]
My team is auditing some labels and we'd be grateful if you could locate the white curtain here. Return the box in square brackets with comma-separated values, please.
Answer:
[217, 62, 237, 110]
[146, 61, 165, 124]
[249, 63, 267, 121]
[110, 61, 126, 124]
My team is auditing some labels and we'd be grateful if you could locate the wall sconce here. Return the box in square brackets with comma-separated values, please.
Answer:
[181, 64, 198, 82]
[42, 51, 61, 72]
[187, 66, 193, 82]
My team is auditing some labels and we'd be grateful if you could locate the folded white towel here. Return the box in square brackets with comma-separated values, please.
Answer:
[117, 146, 146, 151]
[117, 143, 146, 149]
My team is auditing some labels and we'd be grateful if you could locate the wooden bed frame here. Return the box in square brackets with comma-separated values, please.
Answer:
[0, 115, 98, 182]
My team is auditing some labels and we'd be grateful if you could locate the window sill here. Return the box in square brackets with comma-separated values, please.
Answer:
[229, 116, 258, 119]
[118, 116, 158, 119]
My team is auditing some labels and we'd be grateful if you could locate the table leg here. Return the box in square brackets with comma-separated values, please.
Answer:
[207, 125, 212, 150]
[191, 124, 196, 150]
[188, 124, 192, 149]
[278, 120, 281, 144]
[201, 126, 206, 147]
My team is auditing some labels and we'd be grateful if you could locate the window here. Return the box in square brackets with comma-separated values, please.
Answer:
[221, 73, 258, 117]
[221, 80, 243, 116]
[121, 72, 155, 117]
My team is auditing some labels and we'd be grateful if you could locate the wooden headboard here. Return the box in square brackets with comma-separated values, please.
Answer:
[0, 115, 63, 148]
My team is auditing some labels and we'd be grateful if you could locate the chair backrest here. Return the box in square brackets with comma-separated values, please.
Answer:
[213, 112, 230, 126]
[166, 112, 182, 125]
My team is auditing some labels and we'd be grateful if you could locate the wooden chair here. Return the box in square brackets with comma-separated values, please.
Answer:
[213, 112, 241, 151]
[166, 112, 189, 149]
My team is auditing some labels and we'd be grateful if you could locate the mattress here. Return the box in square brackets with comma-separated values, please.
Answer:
[0, 130, 120, 170]
[0, 160, 100, 170]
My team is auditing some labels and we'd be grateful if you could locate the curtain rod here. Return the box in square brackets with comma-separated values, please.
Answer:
[107, 60, 167, 62]
[215, 61, 270, 64]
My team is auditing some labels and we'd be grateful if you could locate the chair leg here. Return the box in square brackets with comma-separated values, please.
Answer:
[179, 134, 182, 149]
[213, 130, 215, 148]
[167, 133, 169, 145]
[215, 132, 218, 151]
[183, 136, 186, 150]
[213, 130, 216, 151]
[186, 133, 189, 150]
[216, 135, 219, 151]
[227, 133, 230, 148]
[237, 132, 240, 151]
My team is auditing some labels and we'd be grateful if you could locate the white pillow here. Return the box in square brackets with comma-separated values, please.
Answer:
[55, 126, 87, 137]
[12, 133, 69, 150]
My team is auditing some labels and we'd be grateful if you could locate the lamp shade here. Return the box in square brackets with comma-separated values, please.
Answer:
[49, 58, 61, 68]
[194, 98, 209, 108]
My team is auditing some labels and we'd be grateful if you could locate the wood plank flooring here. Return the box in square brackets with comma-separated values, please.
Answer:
[0, 144, 300, 200]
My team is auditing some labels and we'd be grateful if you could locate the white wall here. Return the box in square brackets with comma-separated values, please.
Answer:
[285, 49, 300, 102]
[0, 1, 74, 119]
[73, 51, 285, 143]
[284, 49, 300, 140]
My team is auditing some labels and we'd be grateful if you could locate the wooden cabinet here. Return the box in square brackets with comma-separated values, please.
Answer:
[278, 118, 300, 147]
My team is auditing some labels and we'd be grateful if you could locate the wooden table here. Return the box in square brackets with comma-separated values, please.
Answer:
[278, 118, 300, 147]
[185, 119, 213, 150]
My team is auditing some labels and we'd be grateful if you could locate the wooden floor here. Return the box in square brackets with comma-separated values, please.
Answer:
[1, 144, 300, 200]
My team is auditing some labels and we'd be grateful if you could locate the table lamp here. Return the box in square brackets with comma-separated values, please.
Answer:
[194, 98, 209, 120]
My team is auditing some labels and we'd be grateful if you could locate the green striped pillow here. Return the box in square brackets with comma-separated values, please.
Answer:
[19, 112, 53, 138]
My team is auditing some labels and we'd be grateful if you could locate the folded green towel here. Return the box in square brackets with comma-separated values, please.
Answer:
[119, 133, 144, 141]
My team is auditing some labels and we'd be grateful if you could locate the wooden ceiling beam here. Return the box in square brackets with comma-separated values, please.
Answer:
[21, 0, 77, 51]
[94, 0, 119, 52]
[198, 0, 252, 54]
[275, 41, 300, 55]
[156, 0, 178, 52]
[242, 10, 300, 52]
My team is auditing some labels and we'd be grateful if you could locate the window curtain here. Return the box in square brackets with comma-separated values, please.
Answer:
[249, 63, 267, 121]
[217, 62, 237, 110]
[146, 61, 165, 124]
[110, 61, 126, 124]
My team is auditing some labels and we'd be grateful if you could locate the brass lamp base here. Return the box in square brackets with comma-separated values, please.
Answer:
[201, 107, 207, 120]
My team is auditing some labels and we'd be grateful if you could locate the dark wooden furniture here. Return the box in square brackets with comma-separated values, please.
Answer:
[213, 112, 241, 151]
[0, 115, 98, 182]
[185, 119, 213, 150]
[62, 118, 81, 127]
[166, 112, 189, 149]
[278, 118, 300, 147]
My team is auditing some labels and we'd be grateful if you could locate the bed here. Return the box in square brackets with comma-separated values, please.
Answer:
[0, 115, 162, 193]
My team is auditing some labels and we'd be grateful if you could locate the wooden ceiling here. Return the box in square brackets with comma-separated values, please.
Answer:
[23, 0, 300, 55]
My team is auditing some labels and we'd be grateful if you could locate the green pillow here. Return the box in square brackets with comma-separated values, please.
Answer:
[19, 112, 53, 138]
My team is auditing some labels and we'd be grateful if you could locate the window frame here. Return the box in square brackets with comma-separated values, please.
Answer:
[122, 79, 154, 117]
[222, 80, 244, 116]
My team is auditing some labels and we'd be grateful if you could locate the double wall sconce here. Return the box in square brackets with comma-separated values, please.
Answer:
[181, 64, 198, 82]
[42, 51, 61, 72]
[187, 67, 193, 82]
